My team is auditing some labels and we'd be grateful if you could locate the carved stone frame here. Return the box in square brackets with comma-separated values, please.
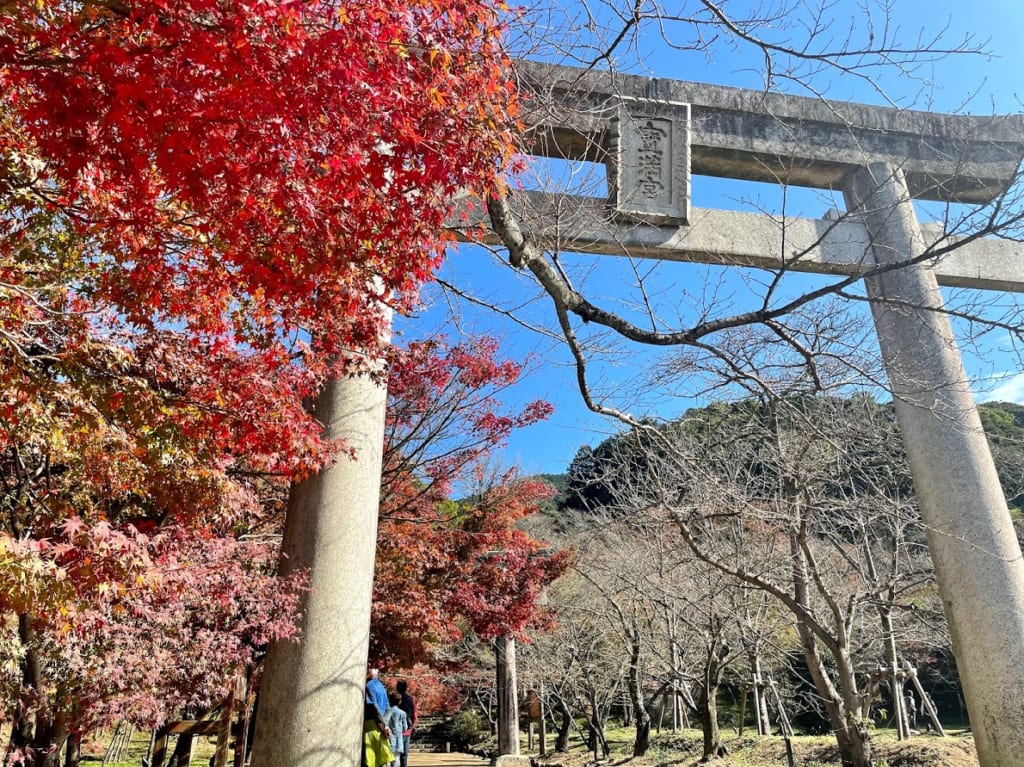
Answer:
[608, 97, 691, 226]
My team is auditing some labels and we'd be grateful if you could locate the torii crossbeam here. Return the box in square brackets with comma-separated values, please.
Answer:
[478, 60, 1024, 767]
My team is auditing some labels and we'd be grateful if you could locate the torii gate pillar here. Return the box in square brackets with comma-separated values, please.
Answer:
[845, 163, 1024, 764]
[250, 350, 390, 767]
[502, 61, 1024, 766]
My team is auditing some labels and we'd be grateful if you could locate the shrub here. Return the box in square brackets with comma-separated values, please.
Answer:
[450, 710, 490, 750]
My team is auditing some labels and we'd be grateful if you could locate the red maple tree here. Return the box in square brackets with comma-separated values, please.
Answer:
[373, 337, 570, 669]
[2, 0, 517, 372]
[1, 0, 519, 763]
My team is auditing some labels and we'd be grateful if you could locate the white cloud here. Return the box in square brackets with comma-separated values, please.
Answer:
[978, 371, 1024, 404]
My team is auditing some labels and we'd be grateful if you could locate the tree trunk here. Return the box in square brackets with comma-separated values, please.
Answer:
[9, 613, 40, 761]
[795, 622, 872, 767]
[697, 620, 731, 761]
[8, 614, 70, 767]
[788, 532, 872, 767]
[553, 698, 571, 753]
[586, 693, 609, 759]
[627, 629, 651, 757]
[751, 653, 771, 737]
[697, 682, 722, 761]
[64, 731, 80, 767]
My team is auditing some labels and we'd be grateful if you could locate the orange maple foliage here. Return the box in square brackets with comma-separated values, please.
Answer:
[1, 0, 519, 762]
[372, 338, 569, 670]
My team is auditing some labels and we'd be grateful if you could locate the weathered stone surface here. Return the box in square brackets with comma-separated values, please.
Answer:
[493, 755, 532, 767]
[456, 192, 1024, 293]
[609, 98, 690, 225]
[518, 60, 1024, 203]
[845, 163, 1024, 767]
[498, 60, 1024, 767]
[251, 355, 390, 767]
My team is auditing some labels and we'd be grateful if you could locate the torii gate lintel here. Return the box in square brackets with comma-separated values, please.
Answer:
[517, 59, 1024, 205]
[503, 61, 1024, 767]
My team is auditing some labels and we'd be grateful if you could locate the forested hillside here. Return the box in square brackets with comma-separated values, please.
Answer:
[553, 399, 1024, 517]
[977, 401, 1024, 511]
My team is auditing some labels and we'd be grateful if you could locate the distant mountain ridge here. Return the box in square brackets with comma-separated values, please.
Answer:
[535, 399, 1024, 520]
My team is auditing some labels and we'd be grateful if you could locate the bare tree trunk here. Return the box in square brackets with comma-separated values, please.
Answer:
[790, 534, 872, 767]
[697, 636, 729, 761]
[697, 682, 723, 761]
[794, 622, 871, 767]
[627, 629, 651, 756]
[553, 698, 571, 753]
[585, 692, 609, 759]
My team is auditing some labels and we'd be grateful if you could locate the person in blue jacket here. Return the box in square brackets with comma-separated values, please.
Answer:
[363, 667, 393, 767]
[366, 667, 390, 718]
[384, 692, 409, 767]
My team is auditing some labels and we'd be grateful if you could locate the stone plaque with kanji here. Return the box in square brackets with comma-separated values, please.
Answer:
[609, 98, 690, 226]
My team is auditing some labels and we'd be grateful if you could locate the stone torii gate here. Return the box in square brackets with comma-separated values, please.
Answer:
[498, 61, 1024, 767]
[249, 62, 1024, 767]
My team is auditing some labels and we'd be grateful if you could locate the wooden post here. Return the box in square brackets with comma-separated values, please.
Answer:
[173, 733, 194, 767]
[656, 689, 666, 735]
[234, 675, 254, 767]
[538, 696, 546, 756]
[766, 680, 794, 767]
[102, 721, 125, 767]
[213, 678, 241, 767]
[751, 654, 766, 737]
[905, 662, 946, 737]
[891, 664, 906, 740]
[678, 682, 697, 731]
[737, 687, 748, 737]
[151, 730, 169, 767]
[668, 634, 679, 732]
[524, 687, 546, 756]
[495, 635, 520, 756]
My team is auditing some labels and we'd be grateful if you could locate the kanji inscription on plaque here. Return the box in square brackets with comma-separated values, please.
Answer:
[610, 99, 690, 226]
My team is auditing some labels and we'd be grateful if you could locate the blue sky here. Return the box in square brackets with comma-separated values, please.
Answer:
[399, 0, 1024, 477]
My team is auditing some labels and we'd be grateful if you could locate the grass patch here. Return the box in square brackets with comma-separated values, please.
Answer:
[82, 729, 219, 767]
[529, 725, 979, 767]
